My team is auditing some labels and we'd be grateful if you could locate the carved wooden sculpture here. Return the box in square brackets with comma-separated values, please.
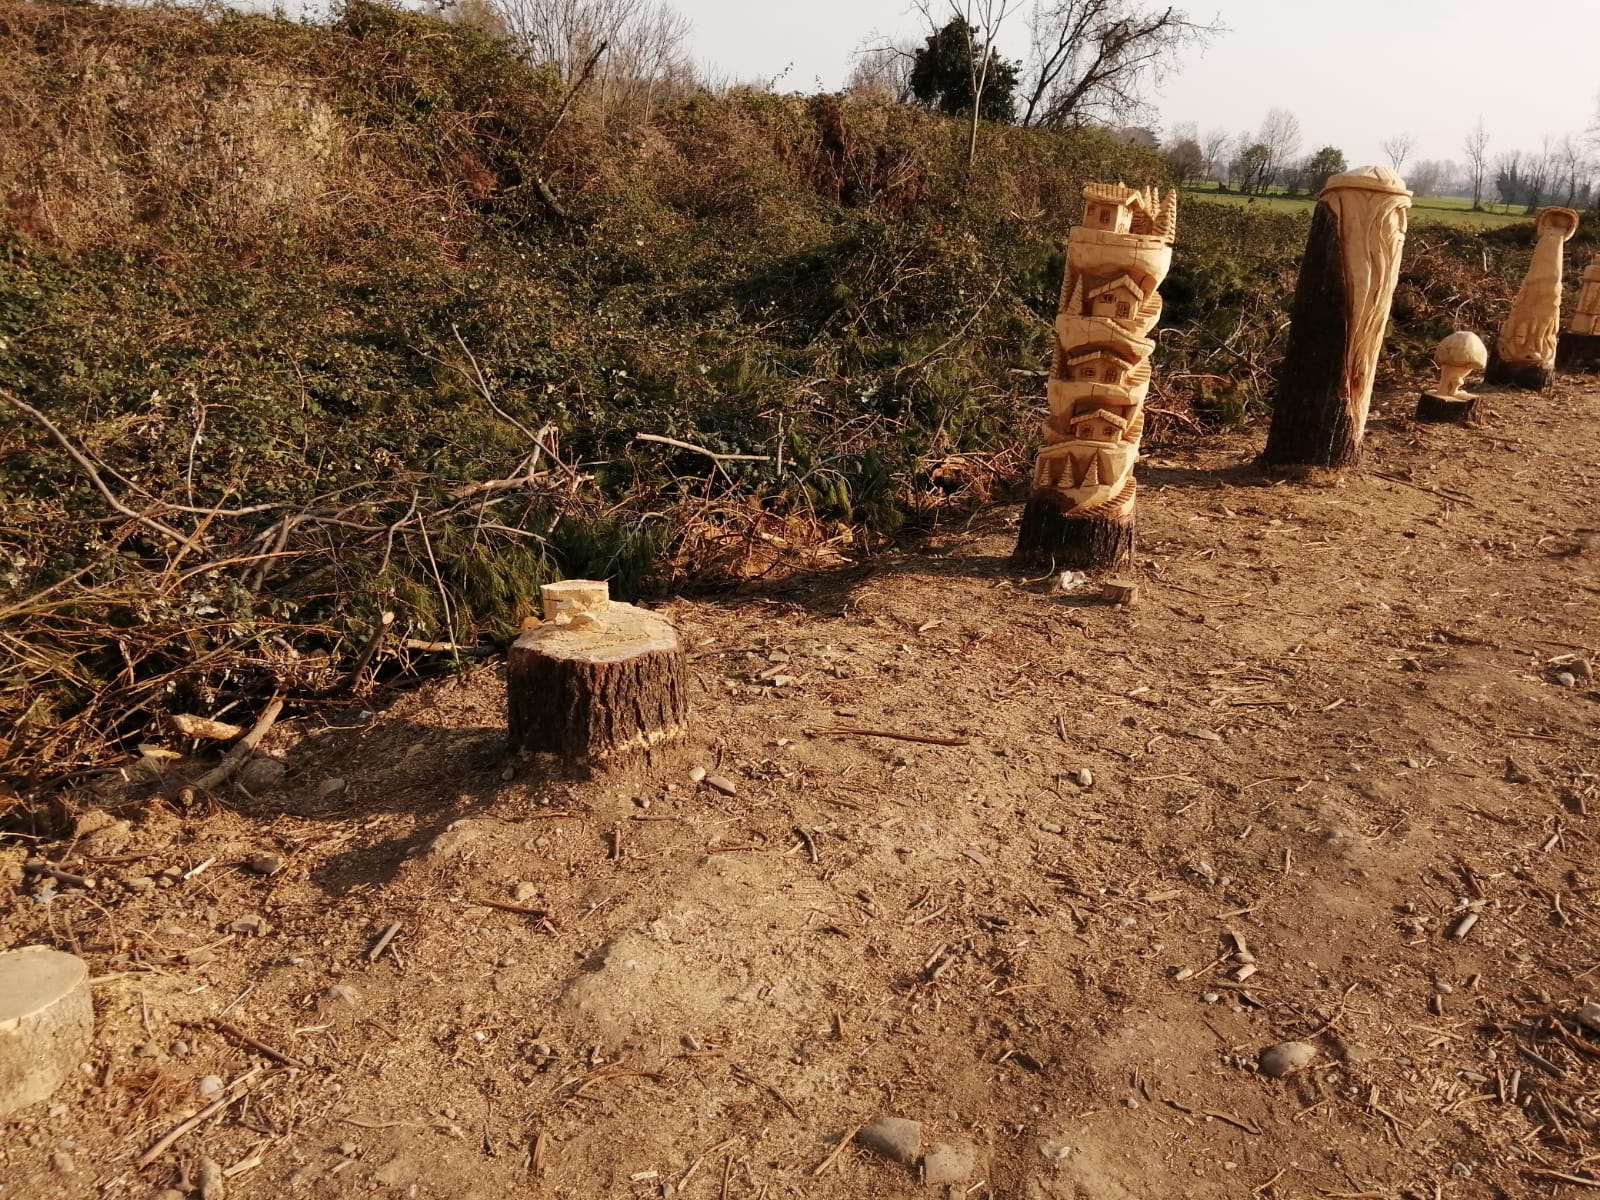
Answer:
[1489, 206, 1579, 388]
[506, 580, 688, 769]
[1262, 167, 1411, 472]
[1014, 183, 1178, 569]
[1415, 331, 1487, 423]
[1556, 252, 1600, 373]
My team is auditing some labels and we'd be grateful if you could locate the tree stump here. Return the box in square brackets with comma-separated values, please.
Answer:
[0, 946, 93, 1117]
[1261, 168, 1411, 473]
[1015, 496, 1133, 571]
[1414, 391, 1478, 424]
[1485, 353, 1551, 390]
[506, 581, 688, 768]
[1557, 331, 1600, 373]
[1101, 578, 1140, 605]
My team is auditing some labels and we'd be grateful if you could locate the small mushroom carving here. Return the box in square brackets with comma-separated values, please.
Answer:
[1434, 331, 1488, 397]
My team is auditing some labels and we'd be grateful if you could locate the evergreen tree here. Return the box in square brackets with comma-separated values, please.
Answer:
[909, 18, 1018, 124]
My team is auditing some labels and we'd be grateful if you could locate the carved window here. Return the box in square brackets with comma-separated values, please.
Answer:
[1116, 301, 1131, 318]
[1079, 366, 1096, 380]
[1098, 208, 1111, 225]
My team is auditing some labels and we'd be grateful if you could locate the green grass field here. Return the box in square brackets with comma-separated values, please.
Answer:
[1180, 184, 1529, 229]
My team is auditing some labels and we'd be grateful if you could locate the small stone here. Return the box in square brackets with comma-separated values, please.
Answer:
[1073, 768, 1094, 788]
[1259, 1040, 1317, 1078]
[705, 775, 738, 797]
[688, 766, 707, 784]
[124, 876, 155, 892]
[1555, 672, 1578, 689]
[316, 777, 347, 799]
[339, 1142, 358, 1157]
[197, 1075, 224, 1097]
[499, 765, 516, 782]
[1574, 659, 1594, 680]
[496, 957, 515, 968]
[1038, 823, 1063, 835]
[183, 948, 216, 966]
[321, 983, 359, 1009]
[512, 881, 539, 903]
[1577, 1002, 1600, 1035]
[1122, 1097, 1139, 1109]
[135, 1042, 162, 1058]
[171, 1040, 191, 1056]
[245, 854, 284, 876]
[1200, 992, 1220, 1004]
[856, 1116, 922, 1165]
[1404, 758, 1421, 770]
[239, 756, 287, 793]
[1172, 966, 1195, 981]
[50, 1151, 75, 1173]
[921, 1141, 978, 1186]
[228, 915, 267, 936]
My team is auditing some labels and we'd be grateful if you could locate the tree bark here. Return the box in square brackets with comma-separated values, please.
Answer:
[1485, 352, 1551, 390]
[1261, 202, 1363, 469]
[0, 947, 93, 1117]
[1414, 391, 1478, 424]
[1556, 332, 1600, 373]
[1013, 493, 1134, 571]
[506, 603, 688, 769]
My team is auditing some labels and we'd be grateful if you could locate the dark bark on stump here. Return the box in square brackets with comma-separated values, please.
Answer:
[1557, 331, 1600, 373]
[1414, 391, 1478, 424]
[1261, 201, 1365, 471]
[1485, 352, 1551, 390]
[1013, 494, 1134, 571]
[507, 613, 687, 768]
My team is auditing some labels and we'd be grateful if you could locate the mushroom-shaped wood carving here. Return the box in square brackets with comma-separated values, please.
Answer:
[1416, 330, 1488, 424]
[1435, 331, 1487, 397]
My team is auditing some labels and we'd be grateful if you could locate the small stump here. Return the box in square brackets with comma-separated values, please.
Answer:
[0, 946, 93, 1117]
[1414, 391, 1478, 424]
[1557, 331, 1600, 373]
[507, 581, 688, 769]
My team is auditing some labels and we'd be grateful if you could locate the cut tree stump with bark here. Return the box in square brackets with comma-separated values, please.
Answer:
[1556, 332, 1600, 373]
[1485, 353, 1551, 390]
[1015, 497, 1134, 571]
[506, 581, 688, 769]
[1414, 391, 1479, 424]
[0, 946, 93, 1117]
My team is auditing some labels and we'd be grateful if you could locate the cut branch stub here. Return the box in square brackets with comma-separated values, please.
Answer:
[0, 946, 93, 1117]
[507, 581, 688, 768]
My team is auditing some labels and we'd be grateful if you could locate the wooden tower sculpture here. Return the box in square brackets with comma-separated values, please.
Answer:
[1556, 251, 1600, 373]
[1014, 183, 1177, 570]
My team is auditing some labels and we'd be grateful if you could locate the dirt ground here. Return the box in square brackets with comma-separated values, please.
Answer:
[3, 378, 1599, 1200]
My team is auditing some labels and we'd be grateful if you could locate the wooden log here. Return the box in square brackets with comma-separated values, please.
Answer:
[1414, 391, 1479, 424]
[1556, 331, 1600, 373]
[1014, 494, 1133, 571]
[0, 946, 93, 1117]
[1261, 168, 1411, 472]
[507, 583, 688, 767]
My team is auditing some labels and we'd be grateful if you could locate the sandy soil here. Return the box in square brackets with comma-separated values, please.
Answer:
[3, 379, 1599, 1200]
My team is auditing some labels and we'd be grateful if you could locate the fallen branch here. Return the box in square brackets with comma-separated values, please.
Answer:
[136, 1067, 262, 1167]
[192, 698, 284, 793]
[203, 1019, 312, 1070]
[805, 726, 972, 747]
[634, 433, 772, 463]
[166, 714, 245, 742]
[2, 388, 186, 543]
[337, 611, 395, 694]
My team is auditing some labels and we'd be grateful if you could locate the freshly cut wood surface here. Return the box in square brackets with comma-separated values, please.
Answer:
[0, 946, 93, 1117]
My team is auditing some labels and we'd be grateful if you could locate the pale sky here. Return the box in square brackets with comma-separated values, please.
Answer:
[669, 0, 1600, 169]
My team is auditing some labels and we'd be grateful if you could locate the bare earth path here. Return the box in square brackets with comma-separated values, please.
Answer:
[3, 380, 1599, 1200]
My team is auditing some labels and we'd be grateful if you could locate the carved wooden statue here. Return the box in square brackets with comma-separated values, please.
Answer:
[1489, 206, 1579, 388]
[1415, 331, 1487, 423]
[506, 580, 688, 769]
[1014, 183, 1177, 569]
[1262, 167, 1411, 472]
[1556, 252, 1600, 373]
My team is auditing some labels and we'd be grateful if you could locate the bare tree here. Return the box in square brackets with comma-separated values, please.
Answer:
[1462, 118, 1490, 210]
[914, 0, 1023, 165]
[1199, 125, 1230, 184]
[1407, 159, 1445, 198]
[492, 0, 694, 120]
[1257, 107, 1300, 192]
[1379, 132, 1414, 175]
[1018, 1, 1224, 129]
[1558, 133, 1588, 207]
[847, 37, 918, 103]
